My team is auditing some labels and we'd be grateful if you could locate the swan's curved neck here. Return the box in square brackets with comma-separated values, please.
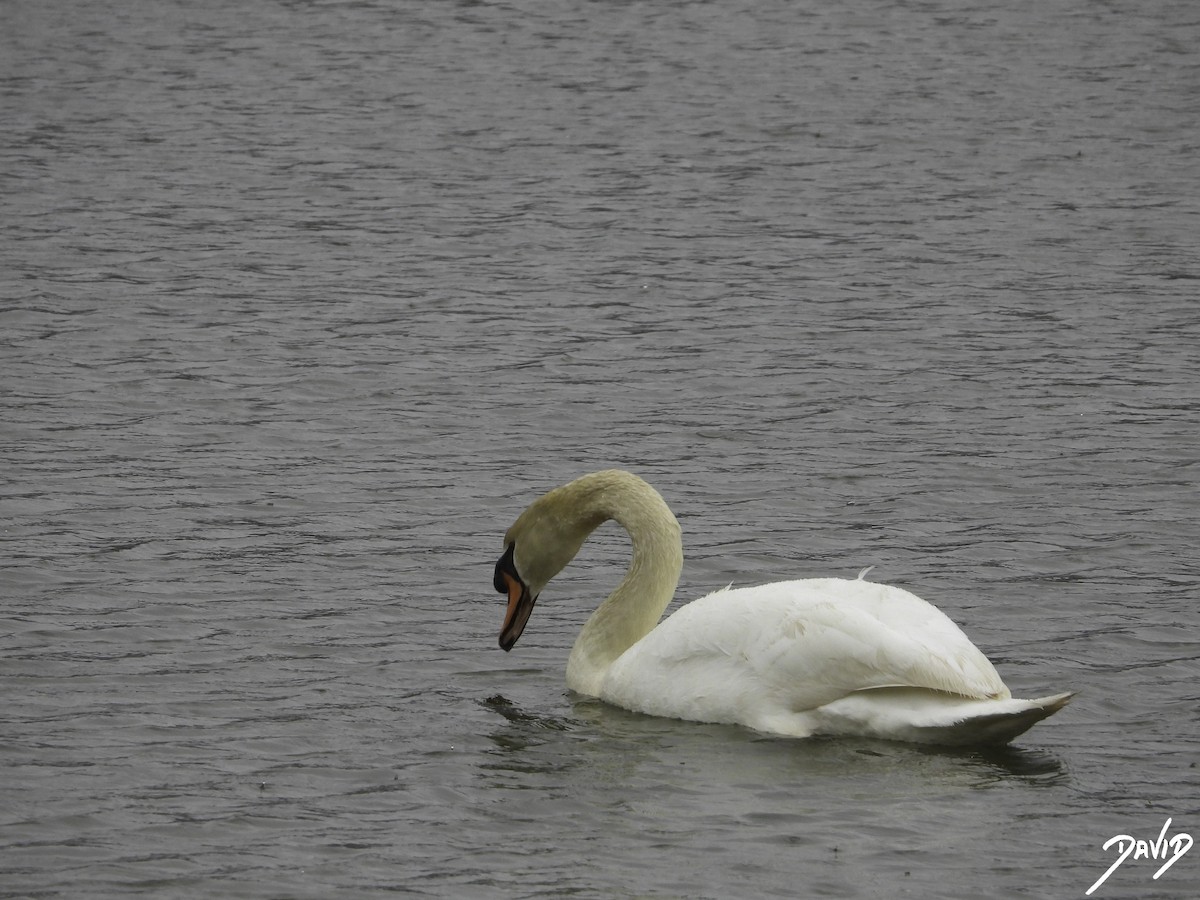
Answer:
[560, 473, 683, 696]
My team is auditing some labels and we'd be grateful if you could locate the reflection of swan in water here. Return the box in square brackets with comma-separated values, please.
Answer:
[478, 693, 1068, 785]
[493, 470, 1073, 747]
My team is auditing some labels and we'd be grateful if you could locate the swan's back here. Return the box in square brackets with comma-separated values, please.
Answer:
[599, 577, 1010, 732]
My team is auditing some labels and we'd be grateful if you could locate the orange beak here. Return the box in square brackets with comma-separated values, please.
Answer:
[499, 570, 536, 651]
[495, 544, 537, 651]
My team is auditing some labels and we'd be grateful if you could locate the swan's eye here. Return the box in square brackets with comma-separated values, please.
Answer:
[494, 543, 517, 594]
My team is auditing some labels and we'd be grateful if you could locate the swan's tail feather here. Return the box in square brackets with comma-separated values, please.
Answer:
[906, 691, 1076, 747]
[808, 689, 1075, 747]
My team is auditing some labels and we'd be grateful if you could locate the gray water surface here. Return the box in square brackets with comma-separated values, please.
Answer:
[3, 0, 1199, 897]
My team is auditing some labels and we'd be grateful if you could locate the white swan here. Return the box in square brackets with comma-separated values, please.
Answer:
[493, 470, 1073, 746]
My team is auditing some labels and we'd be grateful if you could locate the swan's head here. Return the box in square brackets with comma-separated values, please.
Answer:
[493, 481, 601, 650]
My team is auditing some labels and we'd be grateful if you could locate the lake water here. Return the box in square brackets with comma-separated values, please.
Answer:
[2, 0, 1198, 897]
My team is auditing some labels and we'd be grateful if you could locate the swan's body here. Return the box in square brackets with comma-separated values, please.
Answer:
[493, 470, 1072, 746]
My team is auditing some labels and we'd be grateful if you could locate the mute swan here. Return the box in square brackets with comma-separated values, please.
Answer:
[493, 470, 1073, 746]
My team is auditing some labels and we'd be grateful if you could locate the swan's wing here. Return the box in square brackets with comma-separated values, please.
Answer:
[600, 578, 1008, 723]
[741, 579, 1010, 702]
